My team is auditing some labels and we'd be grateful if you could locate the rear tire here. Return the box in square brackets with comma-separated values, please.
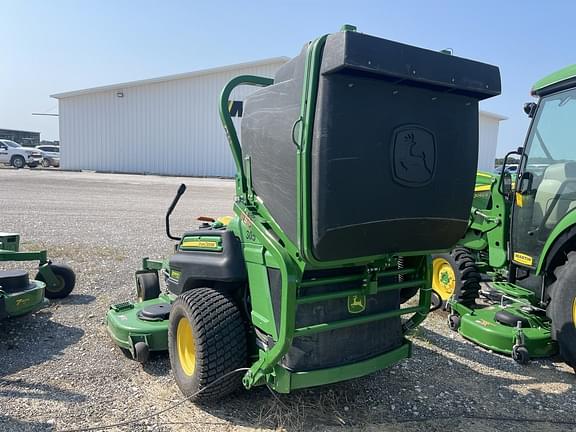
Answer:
[41, 159, 51, 168]
[168, 288, 247, 401]
[548, 251, 576, 368]
[36, 263, 76, 299]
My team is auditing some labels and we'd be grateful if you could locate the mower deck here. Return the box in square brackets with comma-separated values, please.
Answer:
[449, 282, 557, 362]
[106, 294, 175, 361]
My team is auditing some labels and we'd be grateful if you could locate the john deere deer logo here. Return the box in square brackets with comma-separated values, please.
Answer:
[347, 295, 366, 314]
[392, 125, 436, 187]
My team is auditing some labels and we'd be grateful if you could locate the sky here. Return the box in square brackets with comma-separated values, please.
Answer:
[1, 0, 575, 156]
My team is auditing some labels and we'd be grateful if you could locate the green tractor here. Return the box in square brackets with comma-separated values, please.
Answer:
[106, 26, 500, 399]
[0, 232, 76, 319]
[431, 64, 576, 367]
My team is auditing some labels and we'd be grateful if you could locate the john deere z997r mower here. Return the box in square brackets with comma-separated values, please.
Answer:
[431, 65, 576, 367]
[106, 26, 500, 399]
[0, 232, 75, 320]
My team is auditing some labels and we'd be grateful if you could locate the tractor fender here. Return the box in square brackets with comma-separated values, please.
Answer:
[537, 210, 576, 276]
[166, 229, 247, 295]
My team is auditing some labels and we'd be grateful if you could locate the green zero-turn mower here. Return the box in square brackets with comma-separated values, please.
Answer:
[105, 26, 500, 400]
[0, 232, 76, 320]
[431, 64, 576, 367]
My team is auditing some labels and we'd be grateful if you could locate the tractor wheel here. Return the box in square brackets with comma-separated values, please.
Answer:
[168, 288, 247, 401]
[11, 155, 25, 169]
[36, 263, 76, 299]
[432, 248, 480, 308]
[548, 251, 576, 369]
[136, 272, 160, 302]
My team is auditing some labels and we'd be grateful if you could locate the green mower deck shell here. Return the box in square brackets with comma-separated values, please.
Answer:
[1, 280, 47, 319]
[451, 301, 557, 358]
[106, 294, 174, 353]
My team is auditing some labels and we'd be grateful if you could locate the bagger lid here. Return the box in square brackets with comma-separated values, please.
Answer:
[241, 29, 501, 262]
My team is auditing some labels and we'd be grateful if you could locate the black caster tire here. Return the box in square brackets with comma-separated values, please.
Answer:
[168, 288, 247, 401]
[448, 314, 461, 331]
[134, 342, 150, 363]
[136, 272, 160, 302]
[430, 291, 443, 312]
[36, 263, 76, 299]
[512, 345, 530, 365]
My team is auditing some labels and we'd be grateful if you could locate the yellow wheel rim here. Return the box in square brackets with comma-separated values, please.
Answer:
[432, 258, 456, 301]
[176, 317, 196, 376]
[572, 298, 576, 327]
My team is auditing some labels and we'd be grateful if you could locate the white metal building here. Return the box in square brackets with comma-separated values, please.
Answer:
[52, 58, 506, 176]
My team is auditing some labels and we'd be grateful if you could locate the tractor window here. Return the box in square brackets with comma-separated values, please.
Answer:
[512, 87, 576, 267]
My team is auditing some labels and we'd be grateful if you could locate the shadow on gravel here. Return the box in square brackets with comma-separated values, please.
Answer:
[416, 325, 576, 382]
[0, 415, 54, 432]
[0, 311, 84, 377]
[196, 326, 576, 432]
[58, 293, 96, 305]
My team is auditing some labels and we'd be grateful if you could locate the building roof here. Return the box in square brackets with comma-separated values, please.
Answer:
[0, 128, 40, 134]
[480, 110, 508, 121]
[51, 57, 289, 99]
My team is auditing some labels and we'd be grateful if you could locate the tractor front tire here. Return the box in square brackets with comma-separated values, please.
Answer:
[548, 251, 576, 369]
[432, 248, 481, 309]
[168, 288, 247, 401]
[36, 263, 76, 299]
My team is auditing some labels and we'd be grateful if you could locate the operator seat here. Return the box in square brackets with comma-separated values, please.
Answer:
[533, 162, 576, 231]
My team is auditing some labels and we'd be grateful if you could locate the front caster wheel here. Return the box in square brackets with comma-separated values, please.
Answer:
[136, 272, 160, 301]
[36, 263, 76, 299]
[512, 345, 530, 365]
[134, 342, 150, 363]
[448, 314, 461, 331]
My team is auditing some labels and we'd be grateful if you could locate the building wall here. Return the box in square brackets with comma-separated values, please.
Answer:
[57, 62, 503, 177]
[58, 61, 285, 177]
[478, 114, 502, 172]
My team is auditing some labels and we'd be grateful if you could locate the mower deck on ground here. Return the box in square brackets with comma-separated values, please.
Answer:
[0, 232, 76, 319]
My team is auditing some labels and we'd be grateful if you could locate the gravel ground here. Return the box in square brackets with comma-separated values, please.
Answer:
[1, 168, 576, 432]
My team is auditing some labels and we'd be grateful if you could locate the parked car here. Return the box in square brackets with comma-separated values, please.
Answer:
[0, 139, 43, 168]
[36, 144, 60, 167]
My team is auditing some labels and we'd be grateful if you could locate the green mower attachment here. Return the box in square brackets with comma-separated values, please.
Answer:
[432, 64, 576, 369]
[106, 26, 501, 400]
[0, 232, 75, 319]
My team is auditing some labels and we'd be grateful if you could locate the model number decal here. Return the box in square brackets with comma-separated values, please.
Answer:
[182, 240, 218, 248]
[513, 252, 533, 266]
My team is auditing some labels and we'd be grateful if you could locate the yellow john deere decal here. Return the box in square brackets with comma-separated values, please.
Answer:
[182, 240, 218, 248]
[474, 184, 491, 193]
[513, 252, 533, 266]
[515, 192, 523, 207]
[170, 269, 182, 281]
[347, 295, 366, 314]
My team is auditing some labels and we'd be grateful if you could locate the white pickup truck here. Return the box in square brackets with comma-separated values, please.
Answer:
[0, 139, 44, 168]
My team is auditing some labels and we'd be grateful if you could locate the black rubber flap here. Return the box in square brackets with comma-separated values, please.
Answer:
[138, 303, 172, 321]
[0, 270, 33, 293]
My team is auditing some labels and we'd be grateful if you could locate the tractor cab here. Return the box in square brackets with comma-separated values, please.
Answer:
[510, 85, 576, 275]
